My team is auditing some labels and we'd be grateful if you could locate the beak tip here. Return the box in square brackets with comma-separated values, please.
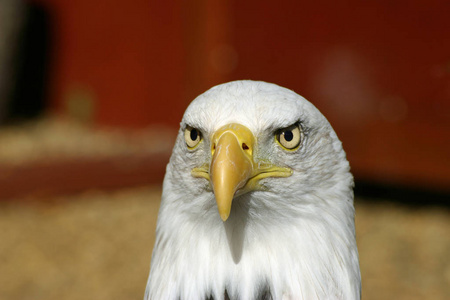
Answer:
[220, 211, 230, 222]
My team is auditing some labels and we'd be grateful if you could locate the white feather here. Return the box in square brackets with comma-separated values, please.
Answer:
[145, 80, 361, 300]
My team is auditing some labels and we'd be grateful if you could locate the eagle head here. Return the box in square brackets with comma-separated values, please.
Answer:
[146, 80, 361, 300]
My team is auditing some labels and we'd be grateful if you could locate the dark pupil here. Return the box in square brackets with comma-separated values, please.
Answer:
[283, 130, 293, 142]
[190, 129, 198, 141]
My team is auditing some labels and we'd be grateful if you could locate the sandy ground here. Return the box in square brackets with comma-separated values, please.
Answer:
[0, 186, 449, 300]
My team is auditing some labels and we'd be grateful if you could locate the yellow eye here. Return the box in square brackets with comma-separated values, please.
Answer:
[184, 126, 202, 149]
[276, 124, 302, 150]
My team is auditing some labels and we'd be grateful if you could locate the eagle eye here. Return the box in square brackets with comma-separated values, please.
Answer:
[184, 126, 202, 149]
[276, 124, 302, 150]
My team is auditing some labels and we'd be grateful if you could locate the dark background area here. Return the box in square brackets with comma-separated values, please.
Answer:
[2, 0, 449, 194]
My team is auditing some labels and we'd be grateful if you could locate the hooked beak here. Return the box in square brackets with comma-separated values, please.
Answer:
[192, 123, 292, 221]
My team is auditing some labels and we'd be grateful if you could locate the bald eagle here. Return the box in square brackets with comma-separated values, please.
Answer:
[145, 81, 361, 300]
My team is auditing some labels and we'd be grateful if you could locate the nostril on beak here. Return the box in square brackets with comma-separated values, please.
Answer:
[242, 143, 249, 150]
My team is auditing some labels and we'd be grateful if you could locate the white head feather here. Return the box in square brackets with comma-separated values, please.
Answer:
[145, 80, 361, 300]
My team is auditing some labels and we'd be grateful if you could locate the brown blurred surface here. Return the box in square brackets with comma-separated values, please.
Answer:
[0, 187, 159, 300]
[0, 117, 174, 199]
[0, 187, 449, 300]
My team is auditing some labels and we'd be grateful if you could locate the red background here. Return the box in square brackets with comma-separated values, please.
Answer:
[33, 0, 450, 191]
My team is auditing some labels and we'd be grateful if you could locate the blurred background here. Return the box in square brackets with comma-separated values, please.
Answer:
[0, 0, 449, 299]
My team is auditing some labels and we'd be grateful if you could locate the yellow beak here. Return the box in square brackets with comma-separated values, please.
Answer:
[192, 123, 292, 221]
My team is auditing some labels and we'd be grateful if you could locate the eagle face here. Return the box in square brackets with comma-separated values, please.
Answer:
[146, 81, 361, 300]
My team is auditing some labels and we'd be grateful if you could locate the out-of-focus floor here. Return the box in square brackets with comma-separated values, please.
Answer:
[0, 187, 449, 300]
